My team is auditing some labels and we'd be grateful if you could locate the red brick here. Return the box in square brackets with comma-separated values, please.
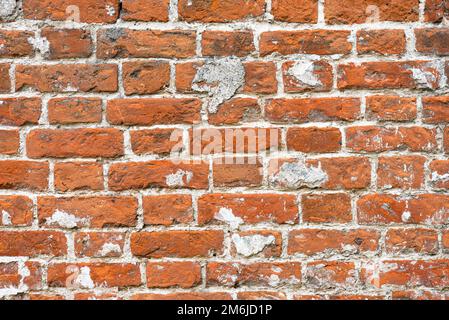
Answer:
[231, 230, 282, 258]
[38, 196, 137, 228]
[385, 228, 438, 255]
[286, 127, 342, 153]
[265, 98, 361, 123]
[302, 193, 352, 223]
[282, 60, 333, 92]
[122, 0, 169, 22]
[377, 156, 426, 189]
[243, 62, 278, 94]
[271, 0, 318, 23]
[207, 262, 301, 287]
[338, 61, 441, 90]
[147, 262, 201, 288]
[130, 129, 183, 155]
[131, 230, 224, 258]
[23, 0, 119, 23]
[357, 193, 449, 225]
[415, 28, 449, 55]
[74, 232, 125, 258]
[97, 29, 196, 59]
[48, 98, 102, 124]
[424, 0, 449, 22]
[131, 293, 232, 300]
[41, 28, 92, 59]
[305, 261, 356, 288]
[0, 98, 41, 126]
[143, 194, 193, 226]
[288, 229, 379, 256]
[202, 31, 255, 57]
[260, 30, 352, 56]
[107, 98, 201, 125]
[357, 29, 406, 55]
[362, 260, 449, 288]
[269, 157, 371, 190]
[190, 128, 281, 155]
[237, 292, 287, 300]
[213, 157, 263, 187]
[423, 96, 449, 123]
[16, 64, 118, 93]
[366, 96, 417, 121]
[0, 161, 48, 191]
[198, 193, 298, 226]
[325, 0, 419, 24]
[429, 160, 449, 188]
[178, 0, 265, 22]
[47, 263, 141, 288]
[54, 162, 104, 192]
[0, 30, 34, 58]
[0, 196, 33, 226]
[346, 126, 437, 152]
[123, 61, 170, 95]
[0, 64, 11, 92]
[0, 231, 66, 257]
[27, 129, 124, 158]
[207, 98, 261, 126]
[108, 161, 209, 190]
[0, 130, 19, 155]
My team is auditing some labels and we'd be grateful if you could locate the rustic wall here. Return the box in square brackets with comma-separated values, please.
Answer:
[0, 0, 449, 300]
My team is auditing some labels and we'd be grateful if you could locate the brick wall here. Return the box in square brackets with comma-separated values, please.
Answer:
[0, 0, 449, 300]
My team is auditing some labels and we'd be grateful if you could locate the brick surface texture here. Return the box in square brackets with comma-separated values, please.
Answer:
[0, 0, 449, 301]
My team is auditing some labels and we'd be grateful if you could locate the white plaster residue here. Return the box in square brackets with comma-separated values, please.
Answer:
[268, 274, 280, 287]
[46, 210, 90, 229]
[165, 170, 193, 187]
[272, 161, 328, 189]
[106, 4, 115, 16]
[431, 171, 449, 183]
[408, 63, 438, 89]
[98, 242, 122, 257]
[214, 207, 243, 229]
[0, 0, 16, 18]
[27, 36, 50, 56]
[288, 61, 322, 87]
[192, 56, 245, 113]
[75, 266, 95, 289]
[401, 210, 411, 222]
[232, 234, 275, 257]
[1, 210, 11, 226]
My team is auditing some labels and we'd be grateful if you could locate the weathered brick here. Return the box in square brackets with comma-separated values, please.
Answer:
[302, 193, 352, 223]
[97, 29, 196, 59]
[0, 98, 41, 126]
[48, 98, 102, 124]
[0, 130, 19, 155]
[0, 30, 34, 58]
[178, 0, 265, 22]
[123, 61, 170, 95]
[286, 127, 342, 153]
[27, 129, 124, 158]
[131, 230, 224, 258]
[202, 31, 255, 57]
[0, 161, 48, 191]
[271, 0, 318, 23]
[282, 60, 333, 92]
[357, 29, 406, 55]
[0, 231, 66, 257]
[38, 196, 137, 228]
[325, 0, 419, 24]
[260, 30, 352, 56]
[41, 28, 92, 59]
[74, 232, 125, 258]
[107, 98, 201, 125]
[109, 161, 209, 190]
[54, 162, 104, 191]
[377, 156, 426, 189]
[143, 194, 193, 226]
[23, 0, 119, 23]
[198, 194, 298, 225]
[121, 0, 169, 22]
[265, 98, 361, 123]
[288, 229, 379, 256]
[366, 96, 417, 121]
[147, 262, 201, 288]
[0, 196, 33, 226]
[16, 64, 118, 93]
